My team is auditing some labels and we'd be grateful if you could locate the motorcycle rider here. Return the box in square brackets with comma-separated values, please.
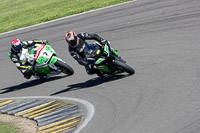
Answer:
[65, 31, 110, 76]
[8, 38, 49, 79]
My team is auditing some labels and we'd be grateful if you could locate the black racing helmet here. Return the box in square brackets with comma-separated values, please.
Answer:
[65, 31, 79, 48]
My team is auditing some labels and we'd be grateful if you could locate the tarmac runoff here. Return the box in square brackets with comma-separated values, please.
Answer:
[0, 96, 95, 133]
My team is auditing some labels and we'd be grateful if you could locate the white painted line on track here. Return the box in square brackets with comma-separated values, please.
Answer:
[0, 0, 138, 36]
[0, 96, 95, 133]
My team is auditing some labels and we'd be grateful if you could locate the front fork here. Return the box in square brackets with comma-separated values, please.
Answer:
[49, 56, 61, 72]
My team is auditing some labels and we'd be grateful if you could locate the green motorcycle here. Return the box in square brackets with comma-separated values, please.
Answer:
[26, 44, 74, 79]
[84, 42, 135, 76]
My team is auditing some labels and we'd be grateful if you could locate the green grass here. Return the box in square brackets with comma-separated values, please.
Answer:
[0, 121, 19, 133]
[0, 0, 132, 33]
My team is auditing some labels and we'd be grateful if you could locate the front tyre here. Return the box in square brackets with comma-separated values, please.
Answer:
[55, 60, 74, 76]
[113, 60, 135, 75]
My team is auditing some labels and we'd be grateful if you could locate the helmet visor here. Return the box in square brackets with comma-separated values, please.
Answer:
[12, 43, 22, 52]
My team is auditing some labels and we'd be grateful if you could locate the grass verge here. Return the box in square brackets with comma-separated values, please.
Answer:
[0, 121, 19, 133]
[0, 112, 19, 133]
[0, 0, 132, 33]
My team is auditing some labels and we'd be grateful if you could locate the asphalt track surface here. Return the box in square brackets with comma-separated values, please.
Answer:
[1, 0, 200, 133]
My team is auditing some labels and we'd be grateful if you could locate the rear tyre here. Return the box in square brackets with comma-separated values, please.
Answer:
[55, 59, 74, 76]
[113, 60, 135, 75]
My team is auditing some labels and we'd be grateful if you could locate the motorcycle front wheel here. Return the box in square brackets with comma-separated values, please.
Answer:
[55, 59, 74, 76]
[113, 60, 135, 75]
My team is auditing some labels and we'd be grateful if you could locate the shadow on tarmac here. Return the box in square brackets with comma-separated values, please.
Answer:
[0, 75, 67, 94]
[51, 74, 130, 96]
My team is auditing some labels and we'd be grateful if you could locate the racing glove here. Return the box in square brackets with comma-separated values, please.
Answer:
[28, 66, 32, 71]
[100, 39, 109, 46]
[88, 63, 94, 69]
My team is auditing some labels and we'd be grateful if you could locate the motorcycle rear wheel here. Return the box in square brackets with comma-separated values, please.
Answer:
[113, 60, 135, 75]
[55, 60, 74, 76]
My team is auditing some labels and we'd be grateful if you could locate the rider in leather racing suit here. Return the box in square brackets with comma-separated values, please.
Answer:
[65, 31, 110, 76]
[8, 39, 49, 79]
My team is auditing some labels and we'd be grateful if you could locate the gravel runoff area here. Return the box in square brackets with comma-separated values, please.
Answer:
[0, 114, 37, 133]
